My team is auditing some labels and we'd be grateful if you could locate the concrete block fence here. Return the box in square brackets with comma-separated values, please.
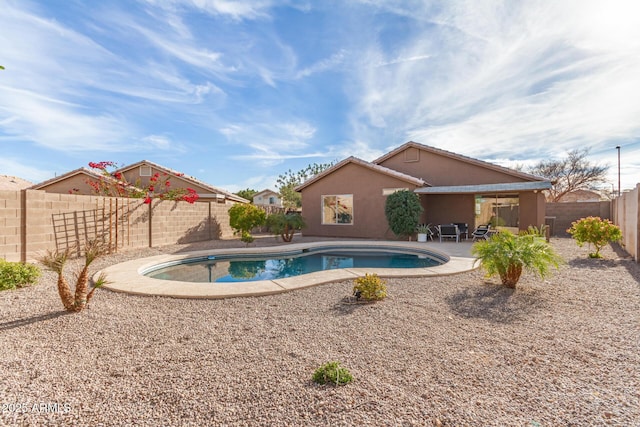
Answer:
[0, 190, 236, 262]
[612, 184, 640, 262]
[545, 201, 612, 237]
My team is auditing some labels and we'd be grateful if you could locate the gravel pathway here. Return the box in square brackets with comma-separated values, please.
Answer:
[1, 237, 638, 426]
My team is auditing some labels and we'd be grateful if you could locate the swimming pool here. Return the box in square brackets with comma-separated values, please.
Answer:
[98, 240, 476, 299]
[144, 247, 445, 282]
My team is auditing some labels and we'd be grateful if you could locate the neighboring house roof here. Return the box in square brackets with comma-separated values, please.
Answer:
[114, 160, 248, 203]
[374, 141, 549, 183]
[0, 175, 32, 190]
[295, 156, 427, 192]
[415, 181, 552, 194]
[30, 167, 115, 190]
[31, 160, 248, 203]
[556, 189, 605, 202]
[253, 189, 280, 198]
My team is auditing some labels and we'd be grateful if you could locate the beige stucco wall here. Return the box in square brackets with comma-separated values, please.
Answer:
[378, 147, 530, 186]
[421, 194, 476, 228]
[300, 163, 420, 239]
[37, 173, 98, 195]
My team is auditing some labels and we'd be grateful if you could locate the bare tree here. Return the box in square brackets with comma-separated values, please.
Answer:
[528, 148, 609, 202]
[276, 161, 336, 208]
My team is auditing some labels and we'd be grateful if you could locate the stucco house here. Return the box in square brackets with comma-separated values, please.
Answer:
[252, 189, 283, 208]
[295, 141, 552, 239]
[31, 160, 248, 204]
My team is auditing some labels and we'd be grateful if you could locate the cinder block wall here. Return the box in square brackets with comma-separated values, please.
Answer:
[0, 190, 22, 262]
[545, 201, 611, 236]
[0, 190, 238, 262]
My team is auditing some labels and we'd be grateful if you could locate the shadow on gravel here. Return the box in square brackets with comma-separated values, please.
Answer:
[445, 283, 544, 324]
[330, 299, 375, 316]
[0, 311, 70, 332]
[568, 242, 640, 282]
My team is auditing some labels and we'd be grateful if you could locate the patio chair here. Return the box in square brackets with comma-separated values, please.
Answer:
[453, 222, 469, 240]
[438, 224, 460, 242]
[471, 224, 491, 241]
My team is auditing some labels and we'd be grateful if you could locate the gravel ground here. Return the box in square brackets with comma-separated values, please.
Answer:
[1, 236, 639, 426]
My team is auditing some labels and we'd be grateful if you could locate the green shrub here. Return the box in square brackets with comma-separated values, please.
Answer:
[228, 203, 266, 245]
[471, 231, 563, 288]
[353, 273, 387, 301]
[519, 224, 548, 238]
[312, 361, 353, 386]
[384, 190, 423, 240]
[265, 212, 306, 242]
[567, 216, 622, 258]
[0, 260, 41, 291]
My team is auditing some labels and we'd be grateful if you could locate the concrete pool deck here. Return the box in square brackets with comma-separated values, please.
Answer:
[97, 240, 479, 299]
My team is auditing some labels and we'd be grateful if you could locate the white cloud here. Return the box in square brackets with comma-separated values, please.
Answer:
[140, 0, 274, 20]
[296, 50, 347, 79]
[222, 119, 323, 167]
[345, 0, 640, 187]
[0, 156, 53, 184]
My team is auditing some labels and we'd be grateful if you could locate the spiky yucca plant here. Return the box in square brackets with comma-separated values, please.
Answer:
[471, 231, 563, 288]
[40, 240, 109, 312]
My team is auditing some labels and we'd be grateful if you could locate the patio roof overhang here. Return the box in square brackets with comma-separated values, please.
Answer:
[414, 181, 552, 195]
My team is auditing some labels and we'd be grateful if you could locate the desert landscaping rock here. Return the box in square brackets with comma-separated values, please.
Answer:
[1, 237, 638, 426]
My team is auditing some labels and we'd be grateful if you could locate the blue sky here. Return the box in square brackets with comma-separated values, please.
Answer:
[1, 0, 639, 193]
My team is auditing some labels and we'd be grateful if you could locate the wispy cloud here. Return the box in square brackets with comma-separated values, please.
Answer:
[347, 0, 640, 180]
[140, 0, 274, 21]
[224, 118, 320, 166]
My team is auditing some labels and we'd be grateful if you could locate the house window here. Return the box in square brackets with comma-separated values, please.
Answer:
[322, 195, 353, 225]
[140, 166, 152, 176]
[269, 196, 275, 205]
[475, 194, 519, 231]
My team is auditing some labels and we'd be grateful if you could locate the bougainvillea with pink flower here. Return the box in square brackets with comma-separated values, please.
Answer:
[82, 162, 199, 204]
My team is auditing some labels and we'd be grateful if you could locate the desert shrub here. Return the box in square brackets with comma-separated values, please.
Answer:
[567, 216, 622, 258]
[353, 273, 387, 301]
[228, 203, 266, 245]
[472, 231, 563, 288]
[384, 190, 423, 240]
[312, 361, 353, 386]
[0, 260, 41, 291]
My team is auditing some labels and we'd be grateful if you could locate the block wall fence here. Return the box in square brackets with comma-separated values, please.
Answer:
[0, 190, 236, 262]
[612, 184, 640, 262]
[545, 201, 612, 237]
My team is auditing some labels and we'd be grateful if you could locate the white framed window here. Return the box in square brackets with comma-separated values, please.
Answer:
[322, 195, 353, 225]
[140, 166, 152, 176]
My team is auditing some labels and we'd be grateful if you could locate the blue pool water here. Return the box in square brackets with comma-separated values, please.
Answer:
[145, 248, 444, 283]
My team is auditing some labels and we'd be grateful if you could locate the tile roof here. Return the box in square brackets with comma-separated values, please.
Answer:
[115, 160, 248, 203]
[0, 175, 33, 190]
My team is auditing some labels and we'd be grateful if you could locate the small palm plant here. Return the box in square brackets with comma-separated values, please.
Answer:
[265, 212, 306, 242]
[471, 231, 563, 288]
[40, 240, 109, 312]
